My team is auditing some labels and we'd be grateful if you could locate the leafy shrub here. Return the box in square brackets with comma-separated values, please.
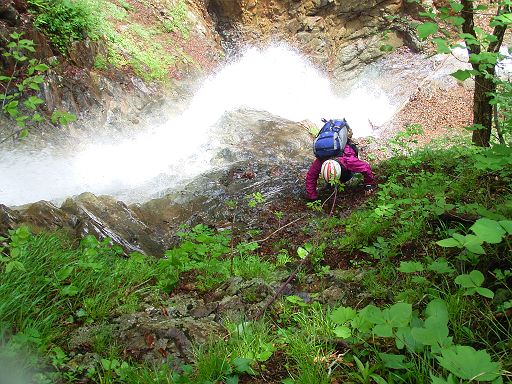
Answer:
[28, 0, 100, 53]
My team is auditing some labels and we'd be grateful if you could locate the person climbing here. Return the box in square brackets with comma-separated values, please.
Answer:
[302, 118, 376, 201]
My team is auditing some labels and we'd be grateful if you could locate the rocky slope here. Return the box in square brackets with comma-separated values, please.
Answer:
[0, 0, 473, 252]
[0, 0, 427, 145]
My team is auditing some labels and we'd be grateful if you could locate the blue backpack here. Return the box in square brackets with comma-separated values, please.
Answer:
[313, 118, 349, 159]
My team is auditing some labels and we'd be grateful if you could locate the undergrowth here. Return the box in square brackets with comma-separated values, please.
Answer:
[27, 0, 193, 81]
[0, 140, 511, 383]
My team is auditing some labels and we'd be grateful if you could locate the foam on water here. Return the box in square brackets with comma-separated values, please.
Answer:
[0, 44, 396, 206]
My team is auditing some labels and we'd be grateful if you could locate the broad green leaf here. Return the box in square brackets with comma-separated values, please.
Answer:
[437, 238, 460, 248]
[411, 325, 452, 352]
[333, 325, 351, 339]
[434, 38, 451, 54]
[225, 376, 239, 384]
[395, 325, 424, 352]
[445, 16, 465, 26]
[359, 304, 382, 324]
[469, 52, 498, 65]
[491, 13, 512, 26]
[417, 22, 439, 40]
[411, 276, 428, 285]
[330, 306, 357, 324]
[425, 299, 449, 325]
[6, 260, 25, 273]
[418, 11, 436, 19]
[373, 323, 393, 337]
[370, 374, 388, 384]
[428, 258, 455, 274]
[455, 270, 485, 288]
[450, 2, 463, 12]
[34, 63, 49, 71]
[232, 357, 255, 375]
[498, 220, 512, 235]
[297, 247, 309, 259]
[386, 303, 412, 327]
[430, 374, 458, 384]
[436, 346, 501, 381]
[471, 218, 506, 244]
[475, 287, 494, 299]
[451, 70, 473, 81]
[379, 353, 411, 369]
[55, 266, 74, 281]
[456, 234, 485, 254]
[459, 33, 479, 46]
[351, 313, 373, 334]
[398, 261, 424, 273]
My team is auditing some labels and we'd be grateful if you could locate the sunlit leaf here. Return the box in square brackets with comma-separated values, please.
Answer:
[436, 346, 501, 381]
[455, 270, 485, 288]
[417, 22, 439, 40]
[451, 70, 473, 81]
[398, 261, 424, 273]
[470, 218, 506, 244]
[330, 306, 357, 324]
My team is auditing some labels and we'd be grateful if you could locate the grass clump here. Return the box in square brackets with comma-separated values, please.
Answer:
[0, 228, 161, 340]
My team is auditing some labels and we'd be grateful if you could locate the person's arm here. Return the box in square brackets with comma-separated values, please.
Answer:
[337, 145, 375, 186]
[305, 158, 322, 200]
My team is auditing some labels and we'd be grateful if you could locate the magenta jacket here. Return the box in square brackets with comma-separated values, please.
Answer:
[306, 144, 375, 200]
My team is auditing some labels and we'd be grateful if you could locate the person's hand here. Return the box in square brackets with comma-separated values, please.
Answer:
[364, 184, 375, 196]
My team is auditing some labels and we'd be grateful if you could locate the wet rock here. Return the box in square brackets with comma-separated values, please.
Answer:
[217, 295, 244, 315]
[20, 200, 77, 232]
[61, 193, 163, 255]
[0, 204, 20, 234]
[190, 302, 219, 319]
[208, 0, 408, 82]
[168, 293, 204, 317]
[0, 1, 20, 26]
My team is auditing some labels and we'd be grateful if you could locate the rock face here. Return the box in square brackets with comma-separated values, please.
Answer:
[0, 0, 224, 147]
[1, 0, 419, 146]
[0, 110, 314, 256]
[206, 0, 407, 82]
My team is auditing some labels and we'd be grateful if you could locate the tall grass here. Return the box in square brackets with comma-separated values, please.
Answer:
[0, 230, 157, 343]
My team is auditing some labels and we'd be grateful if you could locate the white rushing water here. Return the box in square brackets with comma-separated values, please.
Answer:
[0, 44, 402, 207]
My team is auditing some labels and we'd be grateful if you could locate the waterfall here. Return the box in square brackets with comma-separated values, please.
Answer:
[0, 44, 403, 207]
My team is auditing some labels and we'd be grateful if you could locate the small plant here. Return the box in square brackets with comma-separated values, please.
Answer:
[389, 124, 424, 156]
[162, 0, 190, 38]
[0, 32, 76, 141]
[247, 192, 265, 208]
[349, 356, 387, 384]
[0, 225, 31, 273]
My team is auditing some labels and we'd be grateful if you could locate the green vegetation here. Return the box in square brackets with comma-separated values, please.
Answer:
[1, 134, 510, 382]
[413, 0, 511, 147]
[26, 0, 192, 82]
[1, 2, 512, 381]
[28, 0, 101, 53]
[0, 32, 76, 142]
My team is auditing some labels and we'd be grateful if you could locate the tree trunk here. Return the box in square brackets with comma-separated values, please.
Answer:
[461, 0, 508, 147]
[471, 75, 495, 147]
